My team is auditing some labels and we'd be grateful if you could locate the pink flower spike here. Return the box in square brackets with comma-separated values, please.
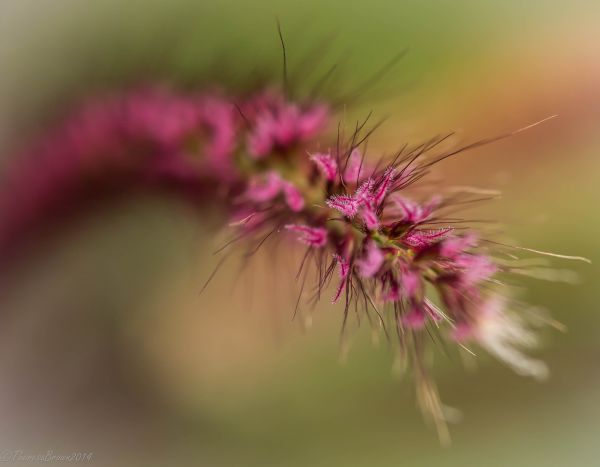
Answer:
[332, 253, 351, 303]
[326, 195, 359, 218]
[356, 241, 384, 278]
[285, 224, 327, 247]
[310, 152, 338, 181]
[282, 181, 305, 212]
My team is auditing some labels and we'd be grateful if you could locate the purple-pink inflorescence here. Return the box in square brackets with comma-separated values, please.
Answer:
[0, 82, 585, 442]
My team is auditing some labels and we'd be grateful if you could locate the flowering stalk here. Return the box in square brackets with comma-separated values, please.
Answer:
[0, 83, 589, 442]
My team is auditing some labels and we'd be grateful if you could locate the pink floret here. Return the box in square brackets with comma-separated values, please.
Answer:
[285, 224, 328, 247]
[356, 241, 385, 278]
[282, 182, 305, 212]
[248, 101, 328, 158]
[310, 152, 338, 181]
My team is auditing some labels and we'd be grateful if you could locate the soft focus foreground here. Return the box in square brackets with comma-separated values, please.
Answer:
[0, 1, 599, 466]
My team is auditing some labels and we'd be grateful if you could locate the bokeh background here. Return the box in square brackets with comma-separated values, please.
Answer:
[0, 0, 599, 465]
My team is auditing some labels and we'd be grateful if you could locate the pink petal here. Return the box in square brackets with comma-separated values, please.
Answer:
[245, 171, 283, 202]
[285, 224, 327, 247]
[229, 210, 266, 232]
[326, 195, 359, 218]
[454, 254, 497, 287]
[343, 148, 365, 183]
[403, 228, 453, 249]
[440, 234, 478, 258]
[401, 267, 421, 298]
[273, 105, 300, 146]
[393, 195, 440, 224]
[356, 241, 384, 278]
[359, 205, 380, 231]
[282, 181, 305, 212]
[395, 197, 421, 222]
[402, 306, 426, 329]
[354, 178, 375, 205]
[310, 152, 338, 181]
[372, 167, 396, 207]
[297, 105, 328, 138]
[247, 115, 276, 158]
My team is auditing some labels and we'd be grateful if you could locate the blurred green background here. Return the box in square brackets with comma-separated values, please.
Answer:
[0, 0, 599, 465]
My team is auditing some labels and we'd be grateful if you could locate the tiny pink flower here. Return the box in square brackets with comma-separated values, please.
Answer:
[372, 167, 396, 207]
[403, 228, 453, 249]
[401, 266, 421, 298]
[199, 96, 238, 179]
[402, 301, 443, 329]
[271, 106, 300, 146]
[282, 181, 305, 212]
[310, 152, 338, 181]
[248, 103, 328, 158]
[327, 178, 377, 223]
[451, 322, 475, 342]
[245, 171, 283, 202]
[343, 148, 365, 183]
[326, 195, 359, 218]
[354, 178, 375, 205]
[123, 88, 201, 145]
[327, 171, 396, 231]
[440, 234, 478, 258]
[383, 280, 401, 302]
[393, 195, 440, 224]
[296, 104, 328, 137]
[359, 204, 380, 231]
[402, 306, 427, 329]
[356, 241, 385, 278]
[285, 224, 327, 247]
[454, 254, 497, 287]
[244, 172, 304, 212]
